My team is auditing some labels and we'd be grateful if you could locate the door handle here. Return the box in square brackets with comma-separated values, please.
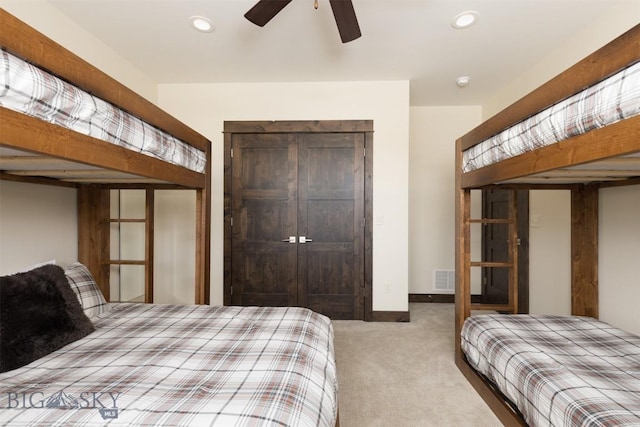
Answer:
[299, 236, 313, 243]
[282, 236, 296, 243]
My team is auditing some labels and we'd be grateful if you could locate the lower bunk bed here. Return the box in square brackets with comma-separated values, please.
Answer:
[461, 314, 640, 426]
[0, 263, 339, 427]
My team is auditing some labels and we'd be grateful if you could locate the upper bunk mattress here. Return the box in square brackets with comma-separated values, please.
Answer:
[0, 49, 206, 173]
[461, 314, 640, 427]
[463, 61, 640, 173]
[0, 304, 337, 427]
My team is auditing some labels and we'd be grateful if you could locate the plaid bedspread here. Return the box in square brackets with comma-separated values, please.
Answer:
[0, 50, 206, 173]
[463, 61, 640, 173]
[0, 304, 338, 427]
[461, 314, 640, 427]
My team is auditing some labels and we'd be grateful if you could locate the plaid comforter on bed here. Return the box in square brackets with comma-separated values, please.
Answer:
[461, 314, 640, 427]
[463, 61, 640, 173]
[0, 304, 337, 427]
[0, 50, 206, 173]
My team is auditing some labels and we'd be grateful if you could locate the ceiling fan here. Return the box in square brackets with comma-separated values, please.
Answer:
[245, 0, 361, 43]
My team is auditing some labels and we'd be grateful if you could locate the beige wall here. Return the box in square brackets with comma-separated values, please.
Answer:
[409, 106, 481, 294]
[0, 181, 77, 274]
[157, 81, 411, 312]
[153, 190, 197, 305]
[528, 190, 572, 316]
[599, 186, 640, 334]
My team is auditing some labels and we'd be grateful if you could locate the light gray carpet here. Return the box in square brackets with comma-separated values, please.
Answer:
[332, 303, 503, 427]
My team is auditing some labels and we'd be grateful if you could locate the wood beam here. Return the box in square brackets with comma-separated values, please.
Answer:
[0, 171, 77, 188]
[77, 185, 110, 300]
[571, 185, 599, 318]
[145, 189, 155, 304]
[1, 108, 205, 188]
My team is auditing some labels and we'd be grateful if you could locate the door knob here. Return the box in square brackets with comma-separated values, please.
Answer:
[299, 236, 313, 243]
[282, 236, 296, 243]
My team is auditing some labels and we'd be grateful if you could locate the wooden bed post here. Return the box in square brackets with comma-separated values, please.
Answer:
[77, 185, 110, 300]
[454, 138, 471, 358]
[507, 190, 519, 315]
[571, 184, 599, 318]
[195, 188, 211, 305]
[145, 188, 155, 303]
[454, 188, 471, 357]
[195, 143, 212, 305]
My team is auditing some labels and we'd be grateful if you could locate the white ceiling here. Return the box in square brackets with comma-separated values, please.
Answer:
[47, 0, 629, 106]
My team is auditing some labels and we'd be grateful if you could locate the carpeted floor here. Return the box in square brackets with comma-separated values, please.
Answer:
[332, 303, 503, 427]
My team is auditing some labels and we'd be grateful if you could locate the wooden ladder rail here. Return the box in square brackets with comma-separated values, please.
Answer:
[467, 190, 519, 314]
[106, 189, 155, 303]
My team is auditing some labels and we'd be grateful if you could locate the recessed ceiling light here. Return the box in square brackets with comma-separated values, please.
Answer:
[189, 16, 215, 33]
[452, 11, 479, 29]
[456, 76, 471, 87]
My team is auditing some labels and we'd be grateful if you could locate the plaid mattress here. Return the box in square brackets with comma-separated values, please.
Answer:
[463, 61, 640, 173]
[0, 304, 338, 427]
[0, 49, 206, 173]
[461, 314, 640, 427]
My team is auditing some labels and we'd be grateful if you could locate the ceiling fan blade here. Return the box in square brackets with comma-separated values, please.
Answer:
[245, 0, 293, 27]
[329, 0, 361, 43]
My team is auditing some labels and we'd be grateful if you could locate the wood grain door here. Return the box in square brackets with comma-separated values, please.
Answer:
[481, 189, 529, 312]
[298, 133, 365, 319]
[482, 189, 509, 305]
[231, 134, 298, 307]
[230, 131, 365, 319]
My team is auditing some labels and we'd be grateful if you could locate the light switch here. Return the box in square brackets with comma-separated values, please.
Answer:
[531, 214, 541, 228]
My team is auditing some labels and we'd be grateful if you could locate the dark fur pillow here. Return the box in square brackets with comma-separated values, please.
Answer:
[0, 264, 95, 373]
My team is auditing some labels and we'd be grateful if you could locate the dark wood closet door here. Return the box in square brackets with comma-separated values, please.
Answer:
[297, 133, 365, 320]
[231, 134, 298, 307]
[482, 189, 529, 312]
[230, 131, 365, 319]
[482, 189, 510, 305]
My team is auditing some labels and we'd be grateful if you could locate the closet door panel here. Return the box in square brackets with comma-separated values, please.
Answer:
[231, 134, 298, 307]
[298, 133, 365, 320]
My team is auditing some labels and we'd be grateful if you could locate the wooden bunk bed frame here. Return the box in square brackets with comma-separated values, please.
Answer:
[0, 9, 211, 304]
[454, 24, 640, 426]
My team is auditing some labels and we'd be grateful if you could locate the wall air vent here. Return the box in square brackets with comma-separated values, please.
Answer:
[433, 269, 455, 293]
